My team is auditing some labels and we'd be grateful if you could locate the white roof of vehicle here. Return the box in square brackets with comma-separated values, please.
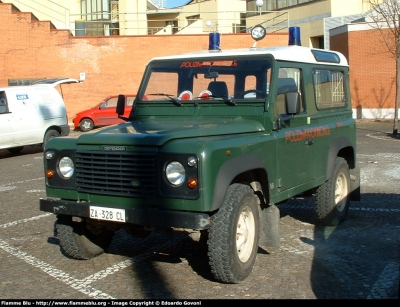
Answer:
[30, 78, 81, 86]
[149, 45, 348, 66]
[0, 78, 81, 92]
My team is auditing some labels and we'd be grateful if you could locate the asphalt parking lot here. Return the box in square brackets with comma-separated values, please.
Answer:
[0, 121, 399, 300]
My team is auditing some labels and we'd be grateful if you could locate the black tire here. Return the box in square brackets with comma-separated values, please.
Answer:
[79, 118, 94, 132]
[56, 215, 114, 260]
[43, 129, 60, 148]
[7, 146, 24, 154]
[315, 157, 351, 226]
[208, 183, 259, 284]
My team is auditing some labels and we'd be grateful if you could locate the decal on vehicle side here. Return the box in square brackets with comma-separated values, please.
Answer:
[180, 60, 238, 68]
[285, 125, 331, 142]
[16, 94, 29, 100]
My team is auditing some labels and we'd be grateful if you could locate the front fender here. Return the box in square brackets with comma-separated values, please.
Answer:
[210, 154, 267, 211]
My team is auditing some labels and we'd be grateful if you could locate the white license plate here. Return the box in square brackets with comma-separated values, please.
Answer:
[89, 206, 126, 223]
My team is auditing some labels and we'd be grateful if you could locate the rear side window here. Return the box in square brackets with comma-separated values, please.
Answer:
[0, 91, 8, 114]
[126, 96, 135, 106]
[105, 97, 118, 108]
[313, 69, 347, 109]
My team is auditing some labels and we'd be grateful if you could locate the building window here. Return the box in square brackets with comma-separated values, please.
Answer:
[81, 0, 116, 36]
[247, 0, 318, 11]
[187, 15, 200, 26]
[81, 0, 111, 21]
[111, 1, 119, 22]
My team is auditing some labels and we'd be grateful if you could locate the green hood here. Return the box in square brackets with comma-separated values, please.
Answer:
[77, 117, 265, 146]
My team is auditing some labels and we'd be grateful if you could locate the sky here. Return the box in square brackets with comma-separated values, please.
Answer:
[166, 0, 190, 8]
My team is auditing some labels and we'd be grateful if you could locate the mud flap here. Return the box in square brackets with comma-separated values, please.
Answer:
[350, 165, 361, 201]
[259, 204, 280, 248]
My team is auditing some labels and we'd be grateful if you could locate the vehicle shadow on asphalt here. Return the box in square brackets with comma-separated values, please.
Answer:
[44, 193, 399, 299]
[279, 193, 400, 299]
[48, 226, 220, 298]
[0, 145, 43, 159]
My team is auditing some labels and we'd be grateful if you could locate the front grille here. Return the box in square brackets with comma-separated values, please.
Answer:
[75, 150, 157, 197]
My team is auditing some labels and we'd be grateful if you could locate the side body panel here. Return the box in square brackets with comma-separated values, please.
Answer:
[0, 86, 68, 149]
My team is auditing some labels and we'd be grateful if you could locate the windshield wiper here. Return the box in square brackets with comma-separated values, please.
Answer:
[207, 95, 236, 106]
[223, 96, 236, 106]
[196, 94, 236, 106]
[147, 93, 182, 106]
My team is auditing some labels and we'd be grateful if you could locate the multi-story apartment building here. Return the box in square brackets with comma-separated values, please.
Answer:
[0, 0, 380, 48]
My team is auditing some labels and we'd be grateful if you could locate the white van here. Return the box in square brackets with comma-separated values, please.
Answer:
[0, 78, 81, 154]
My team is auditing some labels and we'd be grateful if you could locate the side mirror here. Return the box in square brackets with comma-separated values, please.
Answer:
[286, 92, 301, 115]
[116, 94, 125, 116]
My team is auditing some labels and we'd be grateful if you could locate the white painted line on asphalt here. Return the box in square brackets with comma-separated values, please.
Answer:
[0, 239, 116, 299]
[0, 213, 137, 297]
[367, 262, 399, 299]
[285, 237, 397, 299]
[350, 207, 400, 212]
[0, 177, 44, 192]
[366, 133, 400, 141]
[6, 177, 44, 184]
[281, 202, 400, 213]
[81, 259, 134, 284]
[0, 186, 16, 192]
[0, 213, 52, 229]
[27, 189, 46, 193]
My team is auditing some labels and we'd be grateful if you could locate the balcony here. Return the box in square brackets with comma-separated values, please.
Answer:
[71, 10, 289, 37]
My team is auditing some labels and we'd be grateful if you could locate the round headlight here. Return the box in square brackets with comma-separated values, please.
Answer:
[59, 156, 74, 178]
[166, 161, 185, 186]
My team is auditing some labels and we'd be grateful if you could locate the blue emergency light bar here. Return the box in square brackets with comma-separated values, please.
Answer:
[289, 26, 301, 46]
[209, 32, 221, 51]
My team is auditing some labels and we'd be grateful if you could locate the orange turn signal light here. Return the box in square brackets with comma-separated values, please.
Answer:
[187, 177, 198, 189]
[46, 169, 55, 178]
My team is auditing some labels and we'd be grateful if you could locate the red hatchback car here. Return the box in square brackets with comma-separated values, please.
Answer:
[73, 95, 136, 132]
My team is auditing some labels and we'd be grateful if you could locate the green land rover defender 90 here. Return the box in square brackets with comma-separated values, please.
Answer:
[40, 26, 360, 284]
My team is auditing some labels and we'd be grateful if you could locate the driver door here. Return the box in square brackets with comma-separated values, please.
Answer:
[274, 67, 315, 192]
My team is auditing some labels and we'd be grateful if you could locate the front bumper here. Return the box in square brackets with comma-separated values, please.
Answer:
[60, 124, 70, 136]
[39, 198, 210, 230]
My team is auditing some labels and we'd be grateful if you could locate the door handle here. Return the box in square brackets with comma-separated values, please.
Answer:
[305, 140, 314, 146]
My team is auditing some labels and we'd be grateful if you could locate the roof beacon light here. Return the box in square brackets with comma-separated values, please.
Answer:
[289, 26, 301, 46]
[209, 32, 221, 52]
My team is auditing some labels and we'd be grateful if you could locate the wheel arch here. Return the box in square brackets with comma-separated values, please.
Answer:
[210, 154, 269, 212]
[325, 137, 356, 181]
[43, 126, 62, 145]
[45, 125, 62, 135]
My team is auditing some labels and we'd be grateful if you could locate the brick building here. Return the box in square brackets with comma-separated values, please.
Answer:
[0, 2, 396, 122]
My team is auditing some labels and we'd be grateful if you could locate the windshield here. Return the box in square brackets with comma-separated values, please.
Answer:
[139, 56, 272, 104]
